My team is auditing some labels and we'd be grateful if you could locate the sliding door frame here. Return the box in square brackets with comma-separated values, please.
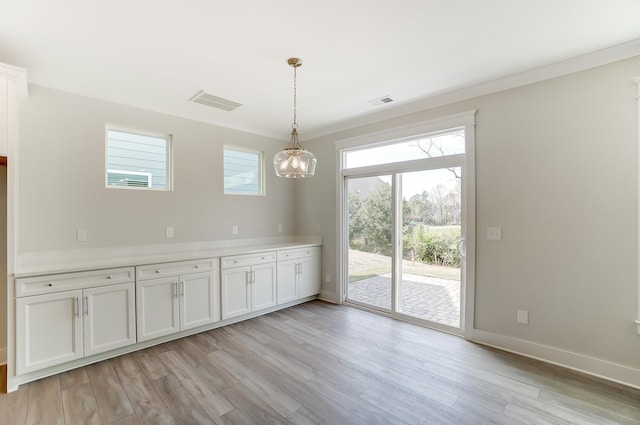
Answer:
[335, 111, 476, 338]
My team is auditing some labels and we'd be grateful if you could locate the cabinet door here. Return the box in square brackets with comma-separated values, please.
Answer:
[84, 282, 136, 356]
[252, 263, 277, 312]
[180, 272, 220, 331]
[16, 290, 83, 374]
[221, 266, 251, 320]
[136, 277, 179, 342]
[277, 259, 298, 304]
[298, 256, 321, 298]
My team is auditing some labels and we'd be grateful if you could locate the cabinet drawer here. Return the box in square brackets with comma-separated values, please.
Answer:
[16, 267, 135, 297]
[221, 252, 276, 269]
[137, 258, 217, 280]
[277, 246, 320, 261]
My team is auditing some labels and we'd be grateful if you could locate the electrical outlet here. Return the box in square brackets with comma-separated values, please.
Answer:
[77, 229, 87, 242]
[165, 226, 174, 238]
[326, 273, 332, 283]
[232, 225, 238, 235]
[278, 223, 283, 232]
[517, 309, 529, 325]
[486, 226, 502, 240]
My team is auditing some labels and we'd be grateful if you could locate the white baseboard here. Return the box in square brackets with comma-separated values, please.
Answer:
[471, 329, 640, 390]
[318, 290, 338, 303]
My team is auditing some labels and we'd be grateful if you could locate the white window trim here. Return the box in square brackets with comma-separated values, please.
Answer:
[635, 78, 640, 335]
[223, 145, 265, 196]
[335, 110, 476, 338]
[105, 125, 173, 191]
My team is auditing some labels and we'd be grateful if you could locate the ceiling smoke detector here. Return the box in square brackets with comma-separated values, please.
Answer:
[188, 90, 242, 111]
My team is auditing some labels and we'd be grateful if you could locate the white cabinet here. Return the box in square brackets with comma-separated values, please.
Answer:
[277, 247, 321, 304]
[221, 252, 277, 320]
[136, 258, 220, 342]
[15, 268, 136, 374]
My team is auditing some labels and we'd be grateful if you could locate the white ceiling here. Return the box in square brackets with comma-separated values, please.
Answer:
[1, 0, 640, 141]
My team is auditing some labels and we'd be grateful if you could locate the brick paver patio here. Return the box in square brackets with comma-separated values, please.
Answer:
[347, 273, 461, 327]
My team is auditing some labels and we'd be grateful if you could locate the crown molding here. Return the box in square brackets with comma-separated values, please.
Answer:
[309, 38, 640, 141]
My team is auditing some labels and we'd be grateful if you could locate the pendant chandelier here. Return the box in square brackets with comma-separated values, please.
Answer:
[273, 57, 317, 178]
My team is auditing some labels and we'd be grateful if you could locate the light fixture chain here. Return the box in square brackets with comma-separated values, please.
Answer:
[292, 64, 297, 128]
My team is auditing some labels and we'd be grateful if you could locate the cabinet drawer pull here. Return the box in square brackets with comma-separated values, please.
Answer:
[48, 283, 53, 287]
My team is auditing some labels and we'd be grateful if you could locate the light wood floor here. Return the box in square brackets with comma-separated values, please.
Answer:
[0, 301, 639, 425]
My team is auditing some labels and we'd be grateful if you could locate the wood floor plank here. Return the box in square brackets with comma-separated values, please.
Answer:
[86, 360, 135, 424]
[218, 326, 314, 382]
[187, 331, 221, 355]
[212, 408, 256, 425]
[286, 406, 328, 425]
[131, 348, 171, 381]
[110, 354, 178, 425]
[220, 383, 292, 425]
[208, 348, 302, 417]
[59, 367, 90, 391]
[0, 381, 29, 425]
[25, 376, 65, 425]
[167, 337, 238, 390]
[108, 415, 142, 425]
[151, 373, 216, 425]
[62, 382, 103, 425]
[158, 350, 234, 418]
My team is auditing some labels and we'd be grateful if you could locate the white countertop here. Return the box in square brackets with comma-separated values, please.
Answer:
[15, 236, 322, 277]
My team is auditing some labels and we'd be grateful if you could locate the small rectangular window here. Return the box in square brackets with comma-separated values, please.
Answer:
[224, 146, 264, 196]
[106, 127, 171, 190]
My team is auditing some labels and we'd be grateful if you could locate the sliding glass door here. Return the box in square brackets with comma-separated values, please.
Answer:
[398, 168, 462, 328]
[346, 175, 393, 312]
[341, 118, 474, 333]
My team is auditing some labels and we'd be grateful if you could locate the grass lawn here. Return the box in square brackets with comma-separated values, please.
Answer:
[348, 249, 460, 282]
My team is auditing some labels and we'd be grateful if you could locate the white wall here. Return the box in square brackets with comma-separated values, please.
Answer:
[301, 56, 640, 385]
[18, 85, 296, 253]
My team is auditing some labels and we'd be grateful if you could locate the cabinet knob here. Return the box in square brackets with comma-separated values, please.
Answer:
[155, 270, 161, 274]
[106, 275, 112, 279]
[48, 283, 53, 287]
[195, 265, 200, 268]
[234, 260, 238, 264]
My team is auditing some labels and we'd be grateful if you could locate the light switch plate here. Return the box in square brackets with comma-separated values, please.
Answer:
[486, 226, 502, 240]
[77, 229, 87, 242]
[517, 309, 529, 325]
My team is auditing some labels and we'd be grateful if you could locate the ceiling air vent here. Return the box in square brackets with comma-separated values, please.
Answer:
[367, 95, 394, 107]
[188, 90, 242, 111]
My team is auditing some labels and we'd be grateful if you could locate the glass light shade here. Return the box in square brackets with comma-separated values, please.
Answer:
[273, 148, 317, 178]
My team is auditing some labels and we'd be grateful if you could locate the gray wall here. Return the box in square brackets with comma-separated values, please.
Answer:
[18, 85, 297, 252]
[301, 56, 640, 371]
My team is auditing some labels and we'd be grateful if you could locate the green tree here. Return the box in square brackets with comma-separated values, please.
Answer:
[362, 184, 393, 255]
[348, 192, 364, 246]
